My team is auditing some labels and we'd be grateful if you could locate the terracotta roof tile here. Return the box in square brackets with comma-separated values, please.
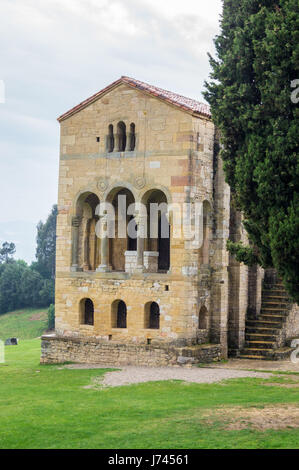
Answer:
[57, 76, 210, 122]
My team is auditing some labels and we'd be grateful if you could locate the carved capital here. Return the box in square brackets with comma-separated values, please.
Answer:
[72, 216, 81, 227]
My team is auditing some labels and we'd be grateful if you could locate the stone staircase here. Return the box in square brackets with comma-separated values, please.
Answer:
[240, 279, 293, 360]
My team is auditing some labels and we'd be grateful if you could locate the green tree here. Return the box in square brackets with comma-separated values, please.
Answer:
[39, 279, 55, 307]
[20, 268, 44, 307]
[0, 261, 26, 314]
[34, 205, 57, 280]
[204, 0, 299, 301]
[0, 242, 16, 263]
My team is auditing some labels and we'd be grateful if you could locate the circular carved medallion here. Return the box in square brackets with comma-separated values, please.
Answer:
[134, 176, 146, 189]
[97, 178, 108, 192]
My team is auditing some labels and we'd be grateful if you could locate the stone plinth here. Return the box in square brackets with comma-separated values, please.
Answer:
[144, 251, 159, 273]
[125, 251, 137, 273]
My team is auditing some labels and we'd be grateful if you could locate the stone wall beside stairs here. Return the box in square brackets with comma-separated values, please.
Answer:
[284, 304, 299, 343]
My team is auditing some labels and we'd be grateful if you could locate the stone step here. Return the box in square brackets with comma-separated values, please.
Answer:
[262, 301, 289, 307]
[261, 307, 288, 313]
[246, 319, 283, 329]
[246, 326, 280, 335]
[262, 295, 289, 302]
[246, 333, 278, 342]
[242, 348, 275, 357]
[241, 348, 293, 361]
[245, 341, 275, 349]
[239, 355, 268, 360]
[259, 314, 286, 322]
[263, 282, 285, 290]
[263, 285, 287, 290]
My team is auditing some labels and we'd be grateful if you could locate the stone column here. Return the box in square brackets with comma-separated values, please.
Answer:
[71, 216, 81, 272]
[114, 133, 120, 152]
[135, 213, 146, 273]
[96, 214, 111, 272]
[125, 133, 131, 152]
[82, 218, 91, 271]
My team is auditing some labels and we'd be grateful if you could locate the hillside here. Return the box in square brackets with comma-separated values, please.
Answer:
[0, 308, 48, 341]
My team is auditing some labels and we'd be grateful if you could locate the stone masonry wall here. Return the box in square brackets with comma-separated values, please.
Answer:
[41, 334, 221, 367]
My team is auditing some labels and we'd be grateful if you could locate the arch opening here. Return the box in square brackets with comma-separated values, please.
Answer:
[198, 305, 207, 330]
[142, 190, 170, 272]
[108, 188, 136, 271]
[73, 192, 100, 272]
[117, 121, 126, 152]
[112, 300, 127, 328]
[129, 123, 136, 151]
[107, 124, 114, 153]
[80, 298, 94, 326]
[145, 301, 160, 329]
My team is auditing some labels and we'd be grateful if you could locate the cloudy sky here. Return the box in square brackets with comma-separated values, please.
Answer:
[0, 0, 222, 263]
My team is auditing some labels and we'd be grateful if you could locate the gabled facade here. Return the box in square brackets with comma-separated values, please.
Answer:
[41, 77, 298, 366]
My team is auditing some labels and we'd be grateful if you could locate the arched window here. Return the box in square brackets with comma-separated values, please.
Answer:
[107, 187, 136, 271]
[145, 302, 160, 329]
[142, 189, 170, 272]
[72, 192, 100, 272]
[80, 298, 94, 325]
[117, 121, 126, 151]
[112, 300, 127, 328]
[107, 124, 114, 153]
[129, 123, 136, 151]
[198, 305, 207, 329]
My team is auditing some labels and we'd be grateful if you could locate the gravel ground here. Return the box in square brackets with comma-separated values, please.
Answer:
[63, 364, 272, 387]
[100, 366, 271, 387]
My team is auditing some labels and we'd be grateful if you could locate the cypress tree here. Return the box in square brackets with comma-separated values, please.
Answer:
[204, 0, 299, 301]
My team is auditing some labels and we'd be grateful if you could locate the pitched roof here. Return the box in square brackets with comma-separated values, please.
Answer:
[57, 76, 211, 122]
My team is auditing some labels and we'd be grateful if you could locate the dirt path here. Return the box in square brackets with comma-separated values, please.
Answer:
[62, 363, 272, 387]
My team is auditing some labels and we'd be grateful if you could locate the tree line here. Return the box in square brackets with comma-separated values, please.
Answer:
[0, 205, 57, 315]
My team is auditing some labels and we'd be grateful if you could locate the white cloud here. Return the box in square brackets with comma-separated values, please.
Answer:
[0, 0, 222, 261]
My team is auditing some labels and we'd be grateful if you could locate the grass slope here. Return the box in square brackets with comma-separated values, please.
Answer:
[0, 339, 299, 449]
[0, 308, 48, 341]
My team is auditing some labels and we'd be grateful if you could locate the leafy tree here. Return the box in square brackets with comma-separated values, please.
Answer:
[20, 268, 44, 307]
[0, 242, 16, 263]
[34, 205, 57, 280]
[39, 279, 55, 307]
[204, 0, 299, 301]
[0, 261, 26, 313]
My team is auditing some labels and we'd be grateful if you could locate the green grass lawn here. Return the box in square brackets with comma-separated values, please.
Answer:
[0, 308, 48, 340]
[1, 339, 299, 449]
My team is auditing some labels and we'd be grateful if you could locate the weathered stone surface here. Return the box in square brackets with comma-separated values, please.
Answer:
[42, 78, 299, 367]
[40, 334, 221, 367]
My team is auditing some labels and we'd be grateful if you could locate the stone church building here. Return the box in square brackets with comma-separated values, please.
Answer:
[41, 77, 299, 366]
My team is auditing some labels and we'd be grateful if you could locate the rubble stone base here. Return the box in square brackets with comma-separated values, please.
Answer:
[40, 334, 221, 367]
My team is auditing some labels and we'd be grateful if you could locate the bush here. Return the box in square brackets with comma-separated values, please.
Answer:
[47, 304, 55, 330]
